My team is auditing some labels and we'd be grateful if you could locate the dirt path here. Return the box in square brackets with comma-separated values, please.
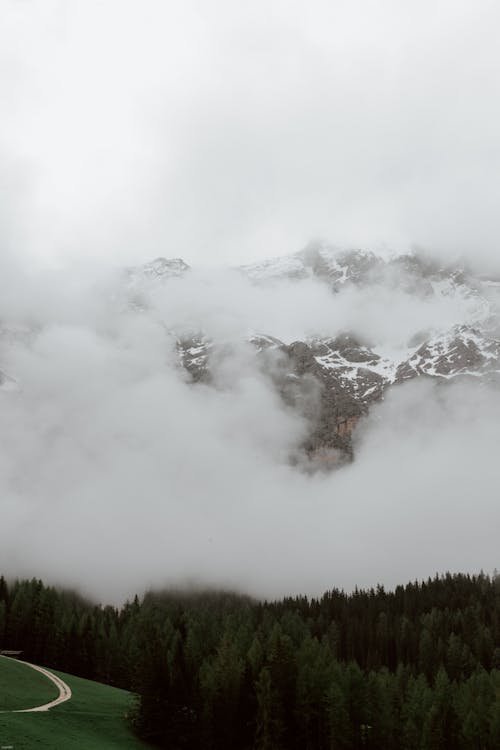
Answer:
[1, 655, 72, 712]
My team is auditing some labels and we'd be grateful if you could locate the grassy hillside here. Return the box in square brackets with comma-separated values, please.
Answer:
[0, 659, 153, 749]
[0, 656, 58, 711]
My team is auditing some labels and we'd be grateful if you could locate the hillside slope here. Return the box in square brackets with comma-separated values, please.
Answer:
[0, 657, 58, 711]
[0, 660, 152, 749]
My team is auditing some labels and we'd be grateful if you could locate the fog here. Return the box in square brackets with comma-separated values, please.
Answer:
[2, 1, 500, 270]
[1, 1, 499, 602]
[0, 262, 498, 603]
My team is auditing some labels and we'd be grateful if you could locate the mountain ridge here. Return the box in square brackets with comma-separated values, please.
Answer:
[159, 246, 500, 466]
[2, 246, 499, 467]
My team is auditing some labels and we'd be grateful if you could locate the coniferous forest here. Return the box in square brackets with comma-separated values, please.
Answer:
[0, 572, 499, 749]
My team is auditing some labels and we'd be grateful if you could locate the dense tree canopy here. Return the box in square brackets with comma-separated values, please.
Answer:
[0, 572, 498, 749]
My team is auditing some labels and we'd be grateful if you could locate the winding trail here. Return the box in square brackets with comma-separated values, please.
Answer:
[0, 655, 72, 712]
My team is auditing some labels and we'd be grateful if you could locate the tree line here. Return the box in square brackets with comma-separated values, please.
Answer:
[0, 572, 499, 748]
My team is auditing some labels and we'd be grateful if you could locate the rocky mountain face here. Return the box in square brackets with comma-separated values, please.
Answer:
[2, 246, 499, 467]
[168, 245, 500, 467]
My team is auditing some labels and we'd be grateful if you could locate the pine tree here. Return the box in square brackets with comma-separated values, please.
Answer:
[255, 667, 284, 750]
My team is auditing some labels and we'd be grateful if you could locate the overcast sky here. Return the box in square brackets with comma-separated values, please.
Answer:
[2, 0, 500, 269]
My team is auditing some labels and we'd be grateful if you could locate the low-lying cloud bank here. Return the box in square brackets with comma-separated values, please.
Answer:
[2, 1, 500, 269]
[0, 264, 498, 603]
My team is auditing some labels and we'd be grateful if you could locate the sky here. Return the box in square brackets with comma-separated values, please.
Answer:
[1, 0, 500, 269]
[0, 2, 499, 603]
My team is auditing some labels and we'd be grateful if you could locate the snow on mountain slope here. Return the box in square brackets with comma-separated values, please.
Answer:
[120, 257, 191, 311]
[1, 247, 498, 468]
[173, 321, 500, 467]
[175, 247, 500, 465]
[127, 257, 190, 281]
[239, 244, 384, 287]
[241, 244, 488, 307]
[239, 255, 309, 282]
[395, 326, 500, 381]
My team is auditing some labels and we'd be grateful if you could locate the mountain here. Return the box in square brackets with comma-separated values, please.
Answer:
[126, 256, 190, 281]
[2, 246, 499, 468]
[178, 245, 500, 466]
[240, 242, 476, 293]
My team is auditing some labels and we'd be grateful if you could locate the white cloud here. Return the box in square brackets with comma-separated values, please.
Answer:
[0, 266, 498, 602]
[1, 1, 500, 268]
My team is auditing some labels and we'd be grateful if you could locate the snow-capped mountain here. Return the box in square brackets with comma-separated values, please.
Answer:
[179, 246, 500, 466]
[240, 242, 486, 297]
[2, 245, 499, 468]
[127, 257, 190, 282]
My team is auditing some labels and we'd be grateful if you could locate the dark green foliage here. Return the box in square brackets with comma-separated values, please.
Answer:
[1, 572, 499, 749]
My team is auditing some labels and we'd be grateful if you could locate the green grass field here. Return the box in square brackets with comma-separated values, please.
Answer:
[0, 658, 154, 749]
[0, 658, 59, 711]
